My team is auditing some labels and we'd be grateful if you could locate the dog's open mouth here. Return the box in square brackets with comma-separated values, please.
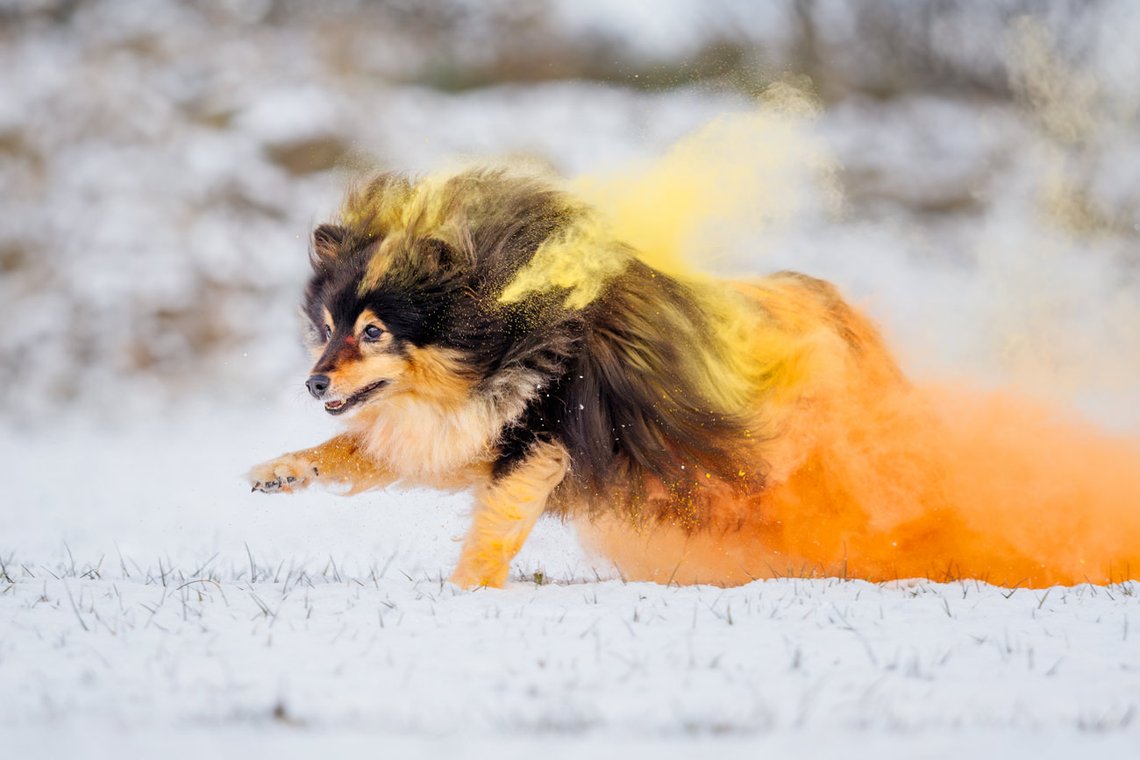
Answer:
[323, 380, 388, 415]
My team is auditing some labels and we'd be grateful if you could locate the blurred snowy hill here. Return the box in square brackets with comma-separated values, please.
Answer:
[1, 0, 1138, 425]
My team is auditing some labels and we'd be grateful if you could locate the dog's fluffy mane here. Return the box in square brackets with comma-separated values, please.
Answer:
[304, 168, 764, 524]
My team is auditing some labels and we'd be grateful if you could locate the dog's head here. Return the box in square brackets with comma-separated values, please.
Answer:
[299, 169, 581, 417]
[301, 210, 475, 417]
[298, 168, 606, 419]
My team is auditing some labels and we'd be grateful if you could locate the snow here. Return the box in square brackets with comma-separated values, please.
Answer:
[3, 405, 1140, 757]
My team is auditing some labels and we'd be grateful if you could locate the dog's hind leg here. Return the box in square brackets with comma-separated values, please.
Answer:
[450, 442, 570, 589]
[249, 434, 392, 494]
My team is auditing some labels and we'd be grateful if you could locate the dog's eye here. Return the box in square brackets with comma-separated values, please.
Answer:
[321, 324, 332, 342]
[362, 324, 383, 342]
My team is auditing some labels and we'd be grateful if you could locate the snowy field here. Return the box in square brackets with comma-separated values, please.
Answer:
[4, 404, 1140, 758]
[4, 1, 1140, 757]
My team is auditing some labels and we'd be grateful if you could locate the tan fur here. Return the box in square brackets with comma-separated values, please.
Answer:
[250, 434, 395, 495]
[451, 442, 570, 588]
[347, 347, 534, 483]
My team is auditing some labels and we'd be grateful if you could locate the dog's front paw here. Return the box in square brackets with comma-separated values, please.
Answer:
[449, 564, 508, 590]
[249, 454, 320, 494]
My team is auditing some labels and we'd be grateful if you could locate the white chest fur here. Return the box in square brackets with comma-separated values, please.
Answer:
[353, 389, 530, 482]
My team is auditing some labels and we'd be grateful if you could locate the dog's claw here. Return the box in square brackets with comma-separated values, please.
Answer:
[249, 455, 318, 495]
[253, 478, 282, 493]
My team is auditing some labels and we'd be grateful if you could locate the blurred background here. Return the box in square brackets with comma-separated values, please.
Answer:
[2, 0, 1139, 429]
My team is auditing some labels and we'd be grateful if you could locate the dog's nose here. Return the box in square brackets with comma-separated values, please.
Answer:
[306, 374, 331, 399]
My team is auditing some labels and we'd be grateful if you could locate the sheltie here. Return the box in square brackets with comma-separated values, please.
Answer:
[251, 167, 1140, 588]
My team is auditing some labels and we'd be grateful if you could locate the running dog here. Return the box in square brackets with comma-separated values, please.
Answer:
[250, 167, 1140, 588]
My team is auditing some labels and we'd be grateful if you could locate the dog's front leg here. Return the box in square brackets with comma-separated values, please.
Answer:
[451, 442, 569, 589]
[249, 434, 392, 494]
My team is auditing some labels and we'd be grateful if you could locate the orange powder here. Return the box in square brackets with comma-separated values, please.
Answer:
[581, 377, 1140, 588]
[568, 93, 1140, 588]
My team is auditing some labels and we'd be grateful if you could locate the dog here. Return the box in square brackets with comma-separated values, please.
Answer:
[250, 166, 1140, 588]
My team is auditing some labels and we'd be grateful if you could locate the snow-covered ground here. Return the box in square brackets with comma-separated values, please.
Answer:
[3, 402, 1140, 757]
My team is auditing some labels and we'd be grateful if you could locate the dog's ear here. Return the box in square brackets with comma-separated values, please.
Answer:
[310, 224, 346, 271]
